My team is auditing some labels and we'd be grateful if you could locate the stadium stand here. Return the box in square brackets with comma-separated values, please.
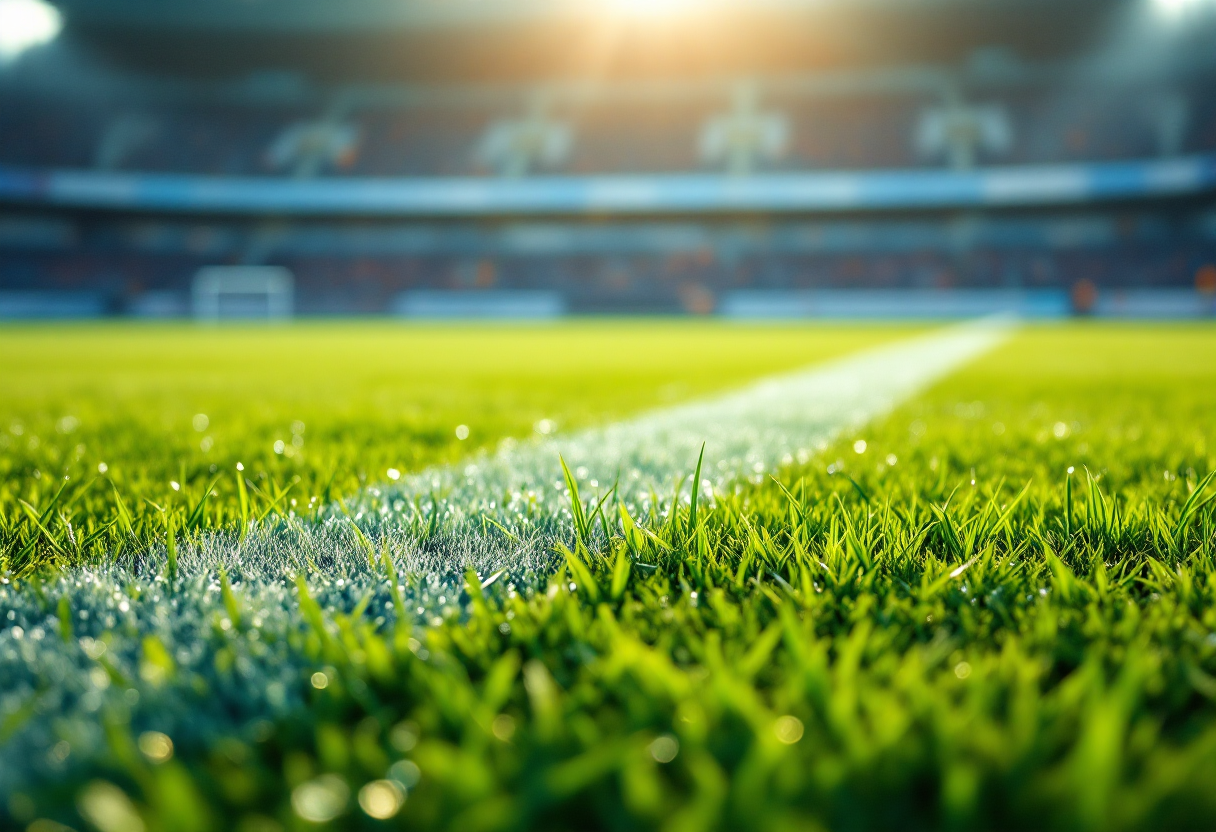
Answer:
[3, 209, 1212, 316]
[1, 0, 1215, 317]
[4, 83, 1214, 178]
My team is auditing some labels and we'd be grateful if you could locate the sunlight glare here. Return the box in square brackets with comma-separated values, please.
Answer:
[1152, 0, 1211, 17]
[0, 0, 61, 59]
[605, 0, 698, 19]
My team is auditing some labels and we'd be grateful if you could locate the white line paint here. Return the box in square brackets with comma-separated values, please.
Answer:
[131, 317, 1013, 579]
[352, 316, 1013, 532]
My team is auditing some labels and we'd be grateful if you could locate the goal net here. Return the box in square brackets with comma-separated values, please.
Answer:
[192, 266, 294, 321]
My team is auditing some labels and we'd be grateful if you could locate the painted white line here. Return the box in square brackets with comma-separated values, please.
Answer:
[155, 318, 1013, 579]
[360, 317, 1011, 526]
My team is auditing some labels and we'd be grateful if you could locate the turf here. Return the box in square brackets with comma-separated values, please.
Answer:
[0, 321, 912, 574]
[3, 321, 1216, 832]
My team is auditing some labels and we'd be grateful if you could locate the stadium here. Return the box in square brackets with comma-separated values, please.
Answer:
[2, 1, 1216, 831]
[1, 0, 1215, 318]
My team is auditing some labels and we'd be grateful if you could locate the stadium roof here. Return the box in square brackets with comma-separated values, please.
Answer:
[49, 0, 1122, 33]
[44, 0, 1139, 84]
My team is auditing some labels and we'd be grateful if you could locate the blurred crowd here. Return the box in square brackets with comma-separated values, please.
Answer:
[1, 212, 1212, 314]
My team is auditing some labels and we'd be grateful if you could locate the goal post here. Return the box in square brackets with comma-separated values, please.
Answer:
[192, 266, 294, 321]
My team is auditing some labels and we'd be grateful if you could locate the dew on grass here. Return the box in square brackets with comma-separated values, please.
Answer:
[390, 722, 419, 752]
[774, 716, 804, 744]
[359, 780, 405, 819]
[388, 760, 421, 789]
[292, 775, 348, 823]
[77, 781, 144, 832]
[138, 732, 173, 763]
[649, 735, 679, 763]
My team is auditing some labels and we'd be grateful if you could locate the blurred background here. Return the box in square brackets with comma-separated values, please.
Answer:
[0, 0, 1215, 319]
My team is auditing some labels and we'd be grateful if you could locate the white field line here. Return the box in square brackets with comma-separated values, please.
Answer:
[358, 317, 1011, 528]
[173, 317, 1013, 580]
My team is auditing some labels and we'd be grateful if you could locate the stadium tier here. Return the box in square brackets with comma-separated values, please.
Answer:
[1, 0, 1215, 316]
[3, 83, 1216, 179]
[3, 211, 1213, 317]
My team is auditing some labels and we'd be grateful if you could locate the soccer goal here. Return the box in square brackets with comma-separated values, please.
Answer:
[192, 266, 294, 321]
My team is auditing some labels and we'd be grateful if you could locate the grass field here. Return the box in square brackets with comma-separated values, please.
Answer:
[2, 321, 1216, 832]
[0, 321, 914, 575]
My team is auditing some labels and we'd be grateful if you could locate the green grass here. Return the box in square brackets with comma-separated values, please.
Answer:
[0, 321, 912, 574]
[3, 321, 1216, 832]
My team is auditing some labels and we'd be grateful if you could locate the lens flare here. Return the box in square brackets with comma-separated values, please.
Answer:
[605, 0, 697, 18]
[0, 0, 61, 59]
[1152, 0, 1211, 16]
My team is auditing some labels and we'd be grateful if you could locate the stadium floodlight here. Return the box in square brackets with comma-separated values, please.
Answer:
[1152, 0, 1211, 16]
[604, 0, 696, 18]
[192, 266, 294, 322]
[0, 0, 61, 60]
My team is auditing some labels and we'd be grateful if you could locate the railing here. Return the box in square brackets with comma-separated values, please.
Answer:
[0, 154, 1213, 216]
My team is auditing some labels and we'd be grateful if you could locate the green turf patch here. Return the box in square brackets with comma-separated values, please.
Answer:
[2, 322, 1215, 832]
[0, 321, 913, 574]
